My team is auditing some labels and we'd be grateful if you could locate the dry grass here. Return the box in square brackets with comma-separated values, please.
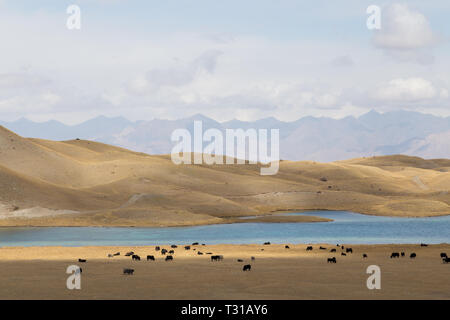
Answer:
[0, 126, 449, 227]
[0, 244, 448, 299]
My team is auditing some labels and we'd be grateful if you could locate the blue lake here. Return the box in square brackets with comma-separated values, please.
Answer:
[0, 211, 449, 246]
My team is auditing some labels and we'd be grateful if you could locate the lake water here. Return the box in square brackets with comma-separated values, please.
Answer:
[0, 211, 449, 246]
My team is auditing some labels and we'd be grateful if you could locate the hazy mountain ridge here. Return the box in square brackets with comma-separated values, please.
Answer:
[1, 110, 449, 161]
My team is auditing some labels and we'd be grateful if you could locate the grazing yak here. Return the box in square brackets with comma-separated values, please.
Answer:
[171, 245, 178, 248]
[363, 254, 368, 258]
[390, 252, 400, 258]
[237, 259, 244, 262]
[169, 250, 175, 254]
[401, 252, 405, 257]
[211, 255, 223, 261]
[147, 255, 155, 261]
[264, 242, 271, 245]
[123, 268, 134, 275]
[327, 257, 337, 263]
[161, 249, 168, 255]
[330, 249, 336, 252]
[155, 246, 160, 251]
[108, 254, 114, 258]
[420, 243, 428, 247]
[346, 248, 353, 254]
[443, 257, 450, 264]
[197, 251, 204, 255]
[184, 246, 191, 250]
[132, 254, 141, 261]
[285, 245, 290, 249]
[125, 252, 134, 256]
[410, 253, 416, 259]
[243, 264, 251, 271]
[320, 246, 326, 250]
[306, 246, 313, 251]
[78, 259, 87, 263]
[251, 256, 255, 261]
[192, 242, 199, 246]
[440, 253, 447, 258]
[341, 252, 346, 256]
[165, 255, 173, 261]
[113, 252, 120, 256]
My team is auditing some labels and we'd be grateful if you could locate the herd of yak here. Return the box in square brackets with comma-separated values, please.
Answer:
[76, 242, 253, 275]
[74, 242, 449, 275]
[324, 243, 450, 264]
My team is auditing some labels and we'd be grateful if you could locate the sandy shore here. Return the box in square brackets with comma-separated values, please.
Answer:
[0, 243, 448, 300]
[0, 212, 331, 227]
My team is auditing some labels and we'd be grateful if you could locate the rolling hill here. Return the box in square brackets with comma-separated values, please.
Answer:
[0, 126, 449, 226]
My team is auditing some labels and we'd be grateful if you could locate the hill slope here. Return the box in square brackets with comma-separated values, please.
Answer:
[0, 126, 449, 226]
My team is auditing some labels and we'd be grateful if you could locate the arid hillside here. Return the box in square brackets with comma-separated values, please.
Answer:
[0, 126, 449, 226]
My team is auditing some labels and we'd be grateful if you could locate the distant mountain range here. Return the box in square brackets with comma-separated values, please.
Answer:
[1, 110, 449, 161]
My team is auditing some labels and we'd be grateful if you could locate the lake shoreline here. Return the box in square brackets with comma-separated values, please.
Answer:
[1, 211, 449, 246]
[0, 210, 334, 228]
[2, 208, 450, 228]
[1, 243, 450, 255]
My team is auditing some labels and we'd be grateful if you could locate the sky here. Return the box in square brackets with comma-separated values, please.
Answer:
[0, 0, 449, 124]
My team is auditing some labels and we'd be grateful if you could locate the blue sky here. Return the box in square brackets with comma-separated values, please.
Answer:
[0, 0, 449, 123]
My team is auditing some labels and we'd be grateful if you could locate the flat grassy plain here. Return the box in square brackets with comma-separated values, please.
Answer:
[0, 244, 448, 299]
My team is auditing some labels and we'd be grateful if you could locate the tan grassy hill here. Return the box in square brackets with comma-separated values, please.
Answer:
[0, 126, 449, 226]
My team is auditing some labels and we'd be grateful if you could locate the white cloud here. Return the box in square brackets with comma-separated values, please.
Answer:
[129, 50, 223, 94]
[41, 92, 61, 105]
[372, 4, 441, 65]
[0, 72, 59, 116]
[0, 92, 60, 113]
[0, 73, 50, 88]
[0, 2, 449, 123]
[330, 55, 354, 67]
[101, 90, 126, 106]
[373, 4, 438, 50]
[373, 77, 437, 102]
